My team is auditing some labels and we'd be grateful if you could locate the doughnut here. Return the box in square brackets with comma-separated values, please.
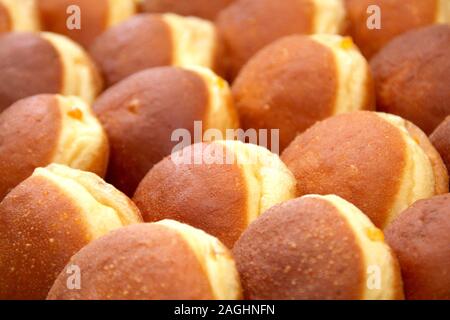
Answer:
[94, 66, 239, 196]
[233, 195, 404, 300]
[133, 140, 297, 248]
[0, 94, 109, 200]
[0, 32, 103, 112]
[371, 24, 450, 134]
[281, 111, 449, 229]
[385, 194, 450, 300]
[47, 220, 242, 300]
[0, 0, 40, 33]
[233, 34, 374, 151]
[139, 0, 235, 20]
[345, 0, 450, 58]
[216, 0, 346, 78]
[430, 116, 450, 174]
[90, 13, 223, 87]
[38, 0, 137, 48]
[0, 164, 142, 300]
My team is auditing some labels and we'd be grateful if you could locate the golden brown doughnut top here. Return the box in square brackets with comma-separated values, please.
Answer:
[385, 194, 450, 300]
[47, 223, 216, 300]
[232, 35, 337, 151]
[217, 0, 315, 78]
[282, 111, 408, 227]
[345, 0, 439, 58]
[233, 196, 365, 300]
[0, 33, 62, 112]
[371, 24, 450, 134]
[90, 14, 172, 86]
[133, 142, 248, 248]
[0, 95, 61, 200]
[94, 67, 209, 195]
[38, 0, 109, 47]
[0, 175, 91, 300]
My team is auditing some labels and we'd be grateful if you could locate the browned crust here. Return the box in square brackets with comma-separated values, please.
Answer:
[47, 223, 215, 300]
[281, 111, 407, 228]
[0, 33, 63, 112]
[405, 121, 449, 194]
[38, 0, 109, 48]
[385, 194, 450, 300]
[90, 14, 172, 87]
[133, 143, 248, 248]
[0, 2, 11, 33]
[371, 24, 450, 134]
[430, 116, 450, 175]
[0, 95, 62, 200]
[232, 35, 338, 151]
[0, 175, 92, 300]
[140, 0, 235, 20]
[345, 0, 439, 59]
[233, 196, 365, 300]
[216, 0, 315, 79]
[94, 67, 210, 196]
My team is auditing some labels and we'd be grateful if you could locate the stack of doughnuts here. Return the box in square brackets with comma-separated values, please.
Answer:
[0, 0, 449, 301]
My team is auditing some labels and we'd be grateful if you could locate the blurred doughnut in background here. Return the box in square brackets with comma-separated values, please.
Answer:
[217, 0, 347, 79]
[233, 34, 374, 151]
[90, 13, 224, 87]
[37, 0, 137, 47]
[0, 0, 40, 33]
[139, 0, 235, 20]
[371, 24, 450, 135]
[0, 32, 103, 112]
[345, 0, 450, 59]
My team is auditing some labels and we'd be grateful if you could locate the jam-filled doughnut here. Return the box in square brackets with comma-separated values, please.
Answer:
[38, 0, 136, 47]
[133, 140, 297, 248]
[217, 0, 347, 78]
[48, 220, 242, 300]
[371, 24, 450, 134]
[0, 32, 103, 112]
[0, 94, 109, 200]
[94, 66, 239, 195]
[233, 34, 374, 151]
[282, 111, 448, 229]
[0, 0, 40, 33]
[385, 194, 450, 300]
[90, 13, 224, 86]
[345, 0, 450, 58]
[0, 164, 142, 299]
[233, 195, 404, 300]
